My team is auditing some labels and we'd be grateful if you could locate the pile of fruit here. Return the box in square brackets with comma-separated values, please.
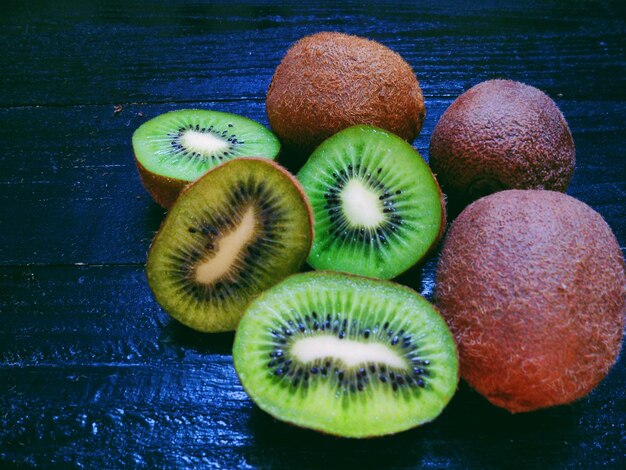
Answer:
[132, 32, 625, 438]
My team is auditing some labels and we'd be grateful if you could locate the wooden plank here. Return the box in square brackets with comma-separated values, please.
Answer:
[0, 261, 432, 366]
[0, 2, 624, 467]
[1, 366, 622, 468]
[1, 1, 624, 106]
[0, 265, 234, 365]
[0, 365, 255, 468]
[0, 99, 623, 266]
[0, 266, 623, 468]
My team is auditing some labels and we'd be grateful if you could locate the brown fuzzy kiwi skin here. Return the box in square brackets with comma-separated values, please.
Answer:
[429, 80, 575, 205]
[435, 190, 625, 413]
[135, 156, 189, 209]
[266, 31, 425, 153]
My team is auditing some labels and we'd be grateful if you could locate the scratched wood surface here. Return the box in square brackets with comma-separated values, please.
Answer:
[1, 1, 624, 468]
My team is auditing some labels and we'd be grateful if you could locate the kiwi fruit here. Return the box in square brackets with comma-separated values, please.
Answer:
[435, 190, 625, 413]
[429, 80, 575, 204]
[266, 32, 425, 152]
[146, 158, 313, 332]
[233, 271, 458, 437]
[297, 125, 445, 280]
[133, 109, 281, 208]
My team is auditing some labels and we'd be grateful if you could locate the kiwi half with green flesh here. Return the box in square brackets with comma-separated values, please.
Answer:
[233, 271, 458, 438]
[133, 110, 281, 208]
[146, 158, 313, 332]
[296, 125, 445, 279]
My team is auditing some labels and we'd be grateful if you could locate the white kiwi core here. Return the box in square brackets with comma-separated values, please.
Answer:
[290, 335, 406, 369]
[195, 206, 257, 284]
[340, 179, 384, 228]
[181, 129, 230, 155]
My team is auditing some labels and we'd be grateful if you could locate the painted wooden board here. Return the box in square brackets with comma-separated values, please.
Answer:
[1, 1, 624, 467]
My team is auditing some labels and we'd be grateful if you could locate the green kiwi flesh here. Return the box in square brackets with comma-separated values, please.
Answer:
[297, 125, 445, 279]
[233, 271, 459, 437]
[146, 158, 313, 332]
[133, 109, 281, 208]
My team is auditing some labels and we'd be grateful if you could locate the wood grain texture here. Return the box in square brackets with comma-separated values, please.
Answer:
[1, 1, 625, 106]
[1, 265, 623, 468]
[0, 0, 624, 468]
[0, 99, 623, 266]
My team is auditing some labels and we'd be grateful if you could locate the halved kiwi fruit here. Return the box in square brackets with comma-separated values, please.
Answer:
[233, 271, 458, 438]
[146, 158, 313, 332]
[297, 125, 445, 279]
[133, 110, 281, 208]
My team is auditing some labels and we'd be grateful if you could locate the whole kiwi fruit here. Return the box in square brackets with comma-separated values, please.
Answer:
[429, 80, 575, 205]
[266, 32, 425, 152]
[435, 190, 625, 413]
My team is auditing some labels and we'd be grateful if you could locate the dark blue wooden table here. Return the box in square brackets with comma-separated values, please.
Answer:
[1, 1, 624, 467]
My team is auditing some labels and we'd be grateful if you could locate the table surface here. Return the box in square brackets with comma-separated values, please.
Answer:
[1, 1, 624, 468]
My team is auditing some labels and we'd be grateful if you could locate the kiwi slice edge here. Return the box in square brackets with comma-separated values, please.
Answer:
[133, 109, 281, 208]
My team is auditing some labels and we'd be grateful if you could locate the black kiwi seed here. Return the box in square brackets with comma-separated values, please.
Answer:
[169, 123, 244, 162]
